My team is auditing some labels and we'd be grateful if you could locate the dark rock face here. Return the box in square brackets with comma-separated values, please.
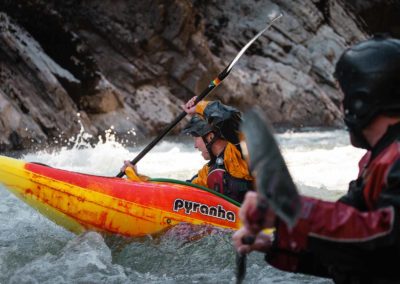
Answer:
[0, 0, 378, 150]
[345, 0, 400, 38]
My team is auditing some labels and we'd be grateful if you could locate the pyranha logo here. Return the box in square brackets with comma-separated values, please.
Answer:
[173, 199, 236, 222]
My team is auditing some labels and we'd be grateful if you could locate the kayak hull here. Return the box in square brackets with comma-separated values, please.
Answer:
[0, 155, 241, 237]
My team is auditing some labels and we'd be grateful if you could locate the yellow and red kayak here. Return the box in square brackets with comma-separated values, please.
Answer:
[0, 155, 240, 237]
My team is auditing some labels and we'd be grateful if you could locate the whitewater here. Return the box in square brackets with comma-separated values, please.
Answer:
[0, 129, 364, 283]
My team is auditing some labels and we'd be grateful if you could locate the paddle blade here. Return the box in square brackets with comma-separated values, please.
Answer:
[241, 108, 301, 228]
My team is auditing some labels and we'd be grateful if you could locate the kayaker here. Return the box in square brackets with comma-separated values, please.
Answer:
[233, 35, 400, 283]
[181, 97, 242, 147]
[121, 98, 254, 203]
[181, 113, 253, 203]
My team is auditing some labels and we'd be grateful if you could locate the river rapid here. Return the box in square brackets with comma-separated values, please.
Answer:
[0, 129, 364, 283]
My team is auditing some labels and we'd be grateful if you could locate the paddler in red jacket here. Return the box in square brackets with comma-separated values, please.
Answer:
[181, 98, 254, 203]
[233, 35, 400, 283]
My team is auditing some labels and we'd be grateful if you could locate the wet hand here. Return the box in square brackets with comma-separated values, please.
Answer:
[240, 192, 276, 233]
[181, 96, 198, 115]
[120, 160, 138, 174]
[233, 228, 273, 254]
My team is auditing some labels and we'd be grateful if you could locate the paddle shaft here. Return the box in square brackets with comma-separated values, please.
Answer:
[236, 203, 268, 284]
[116, 67, 229, 178]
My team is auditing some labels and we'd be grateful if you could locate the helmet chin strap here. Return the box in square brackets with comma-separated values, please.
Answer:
[202, 132, 221, 164]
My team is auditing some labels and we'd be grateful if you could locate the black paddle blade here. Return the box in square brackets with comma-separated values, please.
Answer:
[241, 107, 301, 228]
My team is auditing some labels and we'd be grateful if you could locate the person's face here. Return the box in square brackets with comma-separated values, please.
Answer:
[194, 135, 211, 160]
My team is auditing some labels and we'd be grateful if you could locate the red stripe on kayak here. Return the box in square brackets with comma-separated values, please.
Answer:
[25, 163, 239, 226]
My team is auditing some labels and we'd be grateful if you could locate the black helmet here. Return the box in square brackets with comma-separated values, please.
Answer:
[203, 101, 242, 145]
[182, 115, 213, 137]
[335, 35, 400, 131]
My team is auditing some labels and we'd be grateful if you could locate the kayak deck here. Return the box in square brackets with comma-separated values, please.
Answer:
[0, 155, 241, 237]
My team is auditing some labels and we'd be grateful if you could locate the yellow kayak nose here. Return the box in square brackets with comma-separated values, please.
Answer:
[0, 155, 242, 237]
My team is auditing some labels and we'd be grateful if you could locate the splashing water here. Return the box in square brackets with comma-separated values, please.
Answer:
[0, 128, 364, 283]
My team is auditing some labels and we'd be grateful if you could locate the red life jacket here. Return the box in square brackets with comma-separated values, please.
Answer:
[207, 168, 225, 194]
[206, 156, 253, 203]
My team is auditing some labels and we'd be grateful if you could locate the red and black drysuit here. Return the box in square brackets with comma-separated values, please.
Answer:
[266, 123, 400, 283]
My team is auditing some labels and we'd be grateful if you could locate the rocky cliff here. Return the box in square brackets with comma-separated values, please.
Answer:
[0, 0, 396, 150]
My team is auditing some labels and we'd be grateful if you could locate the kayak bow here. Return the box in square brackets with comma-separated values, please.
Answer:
[0, 155, 241, 237]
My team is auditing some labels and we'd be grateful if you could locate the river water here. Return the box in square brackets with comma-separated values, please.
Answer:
[0, 129, 364, 283]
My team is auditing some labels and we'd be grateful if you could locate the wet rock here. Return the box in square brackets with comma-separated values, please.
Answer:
[0, 0, 389, 150]
[126, 85, 184, 132]
[345, 0, 400, 38]
[79, 76, 123, 114]
[0, 11, 94, 150]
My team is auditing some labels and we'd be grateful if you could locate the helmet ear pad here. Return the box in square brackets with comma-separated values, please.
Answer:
[342, 89, 378, 150]
[343, 90, 378, 130]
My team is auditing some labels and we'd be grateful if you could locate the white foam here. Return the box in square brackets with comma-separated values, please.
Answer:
[21, 128, 364, 194]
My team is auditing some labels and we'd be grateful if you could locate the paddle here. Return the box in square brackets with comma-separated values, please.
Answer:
[235, 107, 302, 283]
[116, 12, 283, 178]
